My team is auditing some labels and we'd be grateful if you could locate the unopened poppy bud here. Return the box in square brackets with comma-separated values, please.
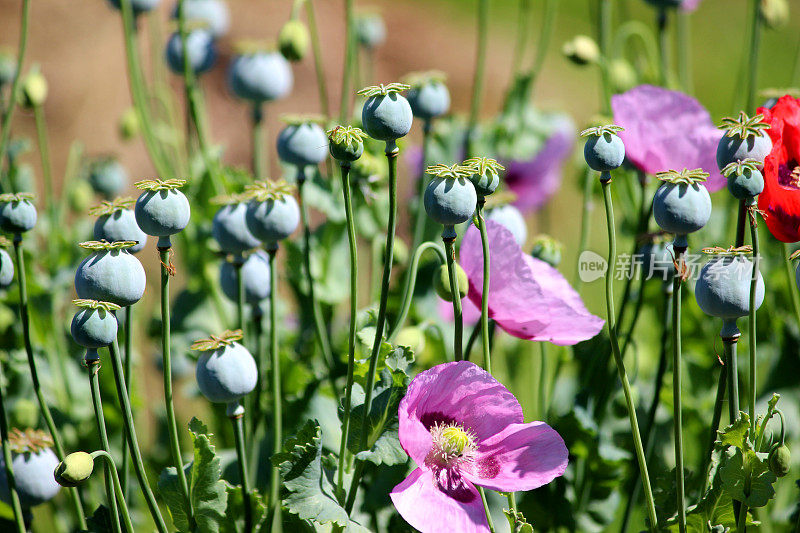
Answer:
[19, 69, 47, 108]
[609, 59, 637, 93]
[396, 326, 426, 354]
[761, 0, 789, 29]
[562, 35, 599, 66]
[54, 452, 94, 487]
[530, 235, 563, 267]
[433, 263, 468, 302]
[68, 180, 94, 214]
[119, 108, 140, 141]
[768, 444, 791, 477]
[279, 20, 310, 62]
[10, 399, 38, 429]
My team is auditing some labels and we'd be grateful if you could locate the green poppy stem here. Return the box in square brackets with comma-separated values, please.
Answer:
[478, 486, 496, 533]
[32, 105, 57, 238]
[599, 175, 658, 531]
[252, 104, 266, 178]
[86, 355, 123, 533]
[345, 144, 399, 514]
[158, 246, 194, 529]
[745, 0, 762, 112]
[230, 404, 252, 533]
[443, 233, 464, 363]
[91, 450, 135, 533]
[13, 236, 86, 529]
[672, 247, 687, 533]
[336, 163, 357, 504]
[597, 0, 612, 114]
[575, 167, 595, 288]
[510, 0, 532, 79]
[0, 0, 30, 183]
[235, 259, 246, 335]
[476, 200, 491, 373]
[465, 0, 489, 158]
[121, 304, 134, 500]
[297, 168, 336, 383]
[118, 0, 171, 176]
[657, 8, 669, 86]
[339, 0, 355, 123]
[305, 0, 330, 117]
[620, 285, 673, 533]
[0, 361, 25, 533]
[108, 337, 168, 532]
[409, 121, 434, 257]
[748, 207, 759, 434]
[538, 342, 548, 420]
[388, 241, 446, 342]
[267, 245, 284, 533]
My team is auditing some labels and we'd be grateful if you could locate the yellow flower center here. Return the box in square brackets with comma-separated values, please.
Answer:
[428, 422, 477, 467]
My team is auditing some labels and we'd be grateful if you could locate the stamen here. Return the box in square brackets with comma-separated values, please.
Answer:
[428, 422, 477, 467]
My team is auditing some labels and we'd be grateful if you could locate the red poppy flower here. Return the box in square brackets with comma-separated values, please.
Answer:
[757, 95, 800, 243]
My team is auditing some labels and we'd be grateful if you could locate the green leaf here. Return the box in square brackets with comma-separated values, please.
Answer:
[220, 483, 267, 533]
[84, 505, 114, 533]
[503, 508, 534, 533]
[347, 366, 409, 466]
[716, 414, 751, 450]
[272, 420, 369, 532]
[158, 418, 228, 533]
[719, 446, 777, 508]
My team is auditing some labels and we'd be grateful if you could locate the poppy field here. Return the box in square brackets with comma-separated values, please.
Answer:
[0, 0, 799, 532]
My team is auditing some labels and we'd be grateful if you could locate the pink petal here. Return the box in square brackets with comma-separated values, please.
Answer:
[391, 468, 490, 533]
[459, 221, 604, 345]
[462, 422, 569, 492]
[612, 85, 725, 192]
[398, 361, 523, 465]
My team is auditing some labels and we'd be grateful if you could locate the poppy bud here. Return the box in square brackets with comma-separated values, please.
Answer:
[761, 0, 789, 29]
[395, 326, 426, 355]
[768, 444, 791, 477]
[54, 452, 94, 487]
[562, 35, 599, 66]
[433, 263, 468, 302]
[530, 235, 563, 267]
[119, 108, 140, 141]
[609, 59, 638, 93]
[279, 20, 310, 62]
[19, 69, 47, 108]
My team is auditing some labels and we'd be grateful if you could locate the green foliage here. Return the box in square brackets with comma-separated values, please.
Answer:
[221, 483, 268, 533]
[158, 418, 228, 533]
[272, 420, 369, 532]
[719, 447, 777, 508]
[503, 508, 534, 533]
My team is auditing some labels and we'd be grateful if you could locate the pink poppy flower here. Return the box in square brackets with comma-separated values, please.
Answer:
[611, 85, 725, 192]
[390, 360, 568, 533]
[456, 220, 604, 345]
[504, 116, 575, 214]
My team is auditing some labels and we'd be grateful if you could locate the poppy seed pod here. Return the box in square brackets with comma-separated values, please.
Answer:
[278, 20, 310, 62]
[195, 341, 258, 403]
[695, 254, 764, 333]
[19, 69, 47, 108]
[0, 195, 37, 234]
[360, 84, 414, 141]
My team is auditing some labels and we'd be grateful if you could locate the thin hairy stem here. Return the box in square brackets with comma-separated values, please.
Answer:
[297, 168, 336, 382]
[0, 0, 30, 180]
[0, 362, 25, 533]
[121, 305, 134, 500]
[87, 358, 122, 533]
[231, 407, 252, 533]
[748, 213, 759, 434]
[109, 337, 168, 532]
[745, 0, 762, 111]
[672, 248, 687, 533]
[159, 247, 194, 529]
[252, 105, 266, 178]
[478, 486, 496, 533]
[13, 237, 86, 528]
[782, 243, 800, 336]
[345, 146, 399, 513]
[409, 121, 433, 257]
[336, 163, 357, 503]
[339, 0, 355, 122]
[443, 235, 464, 363]
[305, 0, 330, 117]
[267, 246, 284, 533]
[476, 202, 491, 372]
[599, 176, 658, 531]
[388, 240, 446, 341]
[91, 451, 135, 533]
[465, 0, 489, 158]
